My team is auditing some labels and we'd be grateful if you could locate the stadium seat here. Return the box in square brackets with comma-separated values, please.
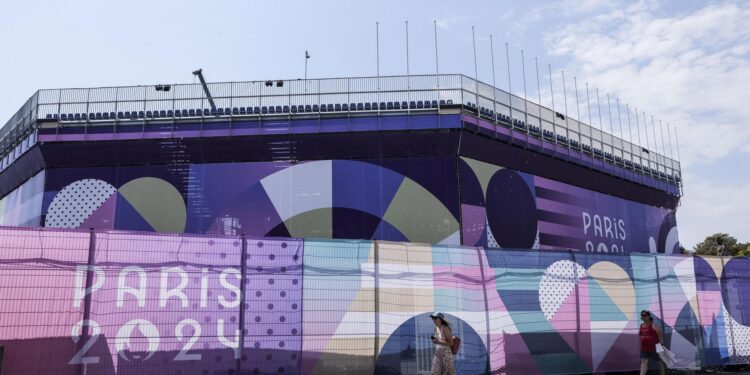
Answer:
[275, 106, 283, 113]
[157, 111, 165, 117]
[357, 103, 364, 111]
[439, 100, 446, 106]
[232, 107, 239, 115]
[431, 100, 438, 108]
[393, 102, 401, 110]
[166, 110, 173, 117]
[290, 105, 298, 113]
[283, 105, 290, 113]
[335, 104, 342, 111]
[326, 104, 333, 112]
[175, 110, 182, 117]
[312, 104, 319, 112]
[320, 104, 328, 112]
[364, 103, 371, 111]
[379, 102, 386, 110]
[417, 101, 424, 109]
[304, 105, 311, 112]
[342, 103, 349, 111]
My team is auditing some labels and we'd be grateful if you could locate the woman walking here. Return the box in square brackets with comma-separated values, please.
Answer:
[430, 312, 456, 375]
[639, 310, 665, 375]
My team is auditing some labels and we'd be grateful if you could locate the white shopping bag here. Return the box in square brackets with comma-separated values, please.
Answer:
[655, 344, 679, 368]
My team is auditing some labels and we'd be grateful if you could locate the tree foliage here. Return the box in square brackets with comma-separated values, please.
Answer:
[692, 233, 749, 256]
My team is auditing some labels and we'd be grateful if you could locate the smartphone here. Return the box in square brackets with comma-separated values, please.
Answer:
[430, 335, 435, 340]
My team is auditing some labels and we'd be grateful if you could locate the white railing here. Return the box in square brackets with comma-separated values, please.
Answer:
[0, 74, 681, 187]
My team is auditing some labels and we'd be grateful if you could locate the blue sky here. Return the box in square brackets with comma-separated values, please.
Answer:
[1, 0, 748, 248]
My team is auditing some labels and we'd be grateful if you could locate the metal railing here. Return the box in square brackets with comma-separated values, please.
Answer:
[1, 74, 681, 188]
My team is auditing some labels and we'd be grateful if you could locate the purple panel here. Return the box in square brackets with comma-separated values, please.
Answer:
[241, 238, 303, 374]
[38, 134, 57, 142]
[319, 117, 349, 133]
[85, 133, 115, 141]
[202, 129, 232, 137]
[0, 228, 90, 374]
[331, 160, 404, 218]
[87, 232, 243, 373]
[349, 116, 379, 131]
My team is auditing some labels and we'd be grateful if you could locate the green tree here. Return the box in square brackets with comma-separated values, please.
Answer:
[692, 233, 745, 256]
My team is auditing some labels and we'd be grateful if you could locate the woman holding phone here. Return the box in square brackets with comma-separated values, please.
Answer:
[430, 312, 456, 375]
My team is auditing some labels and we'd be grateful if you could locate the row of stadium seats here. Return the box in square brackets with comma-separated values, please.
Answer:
[38, 98, 679, 183]
[44, 100, 456, 122]
[470, 103, 680, 183]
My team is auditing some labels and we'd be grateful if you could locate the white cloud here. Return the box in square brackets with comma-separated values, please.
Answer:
[543, 0, 750, 247]
[546, 0, 750, 166]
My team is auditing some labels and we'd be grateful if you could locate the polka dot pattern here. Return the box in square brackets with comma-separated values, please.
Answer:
[539, 260, 587, 321]
[45, 179, 116, 228]
[242, 239, 303, 374]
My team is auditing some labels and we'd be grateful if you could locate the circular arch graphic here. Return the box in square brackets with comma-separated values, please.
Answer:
[375, 312, 489, 375]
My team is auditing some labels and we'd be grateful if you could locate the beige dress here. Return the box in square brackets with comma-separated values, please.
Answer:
[431, 325, 455, 375]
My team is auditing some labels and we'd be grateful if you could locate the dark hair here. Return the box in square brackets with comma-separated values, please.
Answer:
[640, 310, 652, 321]
[436, 317, 451, 329]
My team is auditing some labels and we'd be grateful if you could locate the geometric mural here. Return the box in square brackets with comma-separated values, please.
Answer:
[37, 157, 677, 252]
[459, 157, 679, 253]
[0, 227, 746, 374]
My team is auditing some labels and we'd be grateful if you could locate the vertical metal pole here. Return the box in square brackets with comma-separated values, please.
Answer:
[719, 256, 737, 359]
[535, 58, 542, 125]
[78, 228, 97, 375]
[606, 93, 613, 136]
[659, 119, 668, 171]
[596, 88, 603, 133]
[666, 123, 675, 164]
[434, 20, 440, 106]
[548, 64, 556, 154]
[475, 247, 492, 364]
[304, 50, 309, 93]
[619, 99, 629, 143]
[636, 108, 643, 151]
[237, 234, 248, 374]
[490, 35, 497, 121]
[406, 20, 410, 116]
[376, 22, 380, 115]
[373, 240, 381, 367]
[570, 251, 581, 354]
[574, 77, 581, 122]
[521, 51, 529, 141]
[472, 26, 479, 111]
[643, 112, 652, 174]
[650, 115, 659, 158]
[585, 83, 593, 130]
[506, 43, 514, 141]
[561, 70, 570, 151]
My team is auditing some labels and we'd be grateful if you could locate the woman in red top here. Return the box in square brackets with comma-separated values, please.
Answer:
[639, 310, 665, 375]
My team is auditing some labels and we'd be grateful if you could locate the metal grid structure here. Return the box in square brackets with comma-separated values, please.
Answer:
[0, 226, 746, 374]
[1, 74, 681, 188]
